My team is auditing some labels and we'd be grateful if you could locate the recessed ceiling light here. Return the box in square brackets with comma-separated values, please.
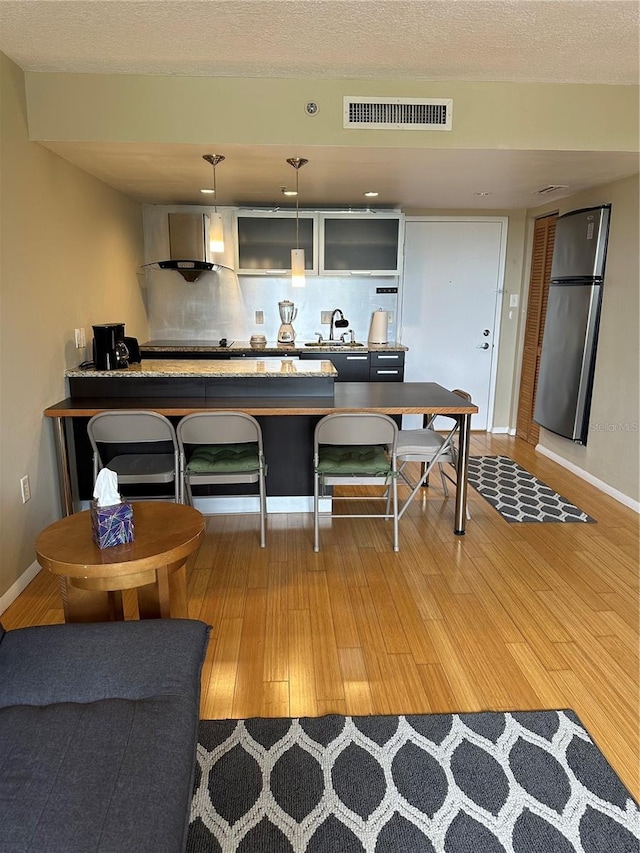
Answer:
[474, 191, 492, 196]
[364, 191, 379, 197]
[200, 188, 215, 194]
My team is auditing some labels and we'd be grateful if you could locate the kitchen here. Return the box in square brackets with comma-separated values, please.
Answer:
[0, 0, 639, 813]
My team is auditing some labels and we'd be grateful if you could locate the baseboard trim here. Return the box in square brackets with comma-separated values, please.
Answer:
[535, 444, 640, 513]
[0, 560, 41, 616]
[193, 496, 331, 514]
[490, 426, 511, 434]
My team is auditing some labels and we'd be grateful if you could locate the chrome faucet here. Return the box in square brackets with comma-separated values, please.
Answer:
[329, 308, 349, 341]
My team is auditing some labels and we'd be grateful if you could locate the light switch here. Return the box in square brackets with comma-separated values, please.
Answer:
[509, 294, 519, 308]
[255, 310, 264, 325]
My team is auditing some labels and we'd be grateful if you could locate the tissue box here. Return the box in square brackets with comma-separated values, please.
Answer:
[90, 500, 134, 549]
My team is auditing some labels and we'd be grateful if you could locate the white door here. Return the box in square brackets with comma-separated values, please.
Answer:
[400, 218, 507, 430]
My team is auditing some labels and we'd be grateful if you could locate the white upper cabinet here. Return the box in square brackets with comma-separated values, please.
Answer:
[235, 211, 318, 275]
[319, 213, 404, 276]
[234, 210, 404, 276]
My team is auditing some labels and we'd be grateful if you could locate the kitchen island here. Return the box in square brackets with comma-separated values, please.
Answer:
[46, 362, 477, 534]
[66, 358, 337, 398]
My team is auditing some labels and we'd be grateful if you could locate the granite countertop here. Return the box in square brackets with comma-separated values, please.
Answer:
[66, 359, 338, 379]
[140, 339, 408, 353]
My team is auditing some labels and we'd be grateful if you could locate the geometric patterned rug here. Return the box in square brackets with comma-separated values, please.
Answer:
[467, 455, 596, 523]
[187, 710, 638, 852]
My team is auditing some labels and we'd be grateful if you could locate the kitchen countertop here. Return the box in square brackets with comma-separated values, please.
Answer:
[66, 359, 338, 379]
[140, 339, 408, 353]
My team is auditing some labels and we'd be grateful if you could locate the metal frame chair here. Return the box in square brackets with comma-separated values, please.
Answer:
[176, 412, 267, 548]
[396, 389, 472, 519]
[87, 411, 180, 502]
[313, 412, 399, 552]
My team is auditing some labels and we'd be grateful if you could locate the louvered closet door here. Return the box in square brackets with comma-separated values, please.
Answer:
[516, 213, 557, 444]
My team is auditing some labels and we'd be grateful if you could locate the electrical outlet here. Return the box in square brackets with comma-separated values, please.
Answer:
[80, 327, 86, 346]
[321, 311, 332, 324]
[74, 328, 84, 348]
[255, 310, 264, 324]
[20, 475, 31, 503]
[509, 294, 519, 308]
[388, 312, 394, 325]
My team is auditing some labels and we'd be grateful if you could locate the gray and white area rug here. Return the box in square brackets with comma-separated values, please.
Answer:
[187, 710, 638, 852]
[467, 455, 596, 523]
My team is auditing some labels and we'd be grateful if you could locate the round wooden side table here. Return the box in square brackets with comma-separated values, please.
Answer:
[35, 502, 205, 622]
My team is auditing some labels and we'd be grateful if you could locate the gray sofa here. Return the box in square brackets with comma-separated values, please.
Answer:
[0, 618, 210, 853]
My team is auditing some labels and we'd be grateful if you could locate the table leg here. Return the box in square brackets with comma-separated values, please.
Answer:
[454, 412, 472, 535]
[52, 417, 74, 517]
[59, 577, 115, 622]
[137, 561, 187, 619]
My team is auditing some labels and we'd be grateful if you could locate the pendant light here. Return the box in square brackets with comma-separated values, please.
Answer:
[286, 157, 308, 287]
[202, 154, 225, 254]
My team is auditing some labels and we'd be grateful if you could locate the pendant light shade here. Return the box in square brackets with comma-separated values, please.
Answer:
[209, 213, 225, 254]
[291, 249, 306, 288]
[286, 157, 308, 288]
[202, 154, 225, 254]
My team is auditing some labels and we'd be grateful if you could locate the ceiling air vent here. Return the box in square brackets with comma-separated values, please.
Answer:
[533, 185, 570, 195]
[344, 97, 452, 131]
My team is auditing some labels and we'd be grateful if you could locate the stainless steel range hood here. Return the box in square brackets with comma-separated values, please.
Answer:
[144, 213, 232, 282]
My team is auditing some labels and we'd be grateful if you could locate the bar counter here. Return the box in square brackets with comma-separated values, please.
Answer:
[45, 380, 477, 535]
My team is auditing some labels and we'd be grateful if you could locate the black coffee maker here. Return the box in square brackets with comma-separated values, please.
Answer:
[92, 323, 130, 370]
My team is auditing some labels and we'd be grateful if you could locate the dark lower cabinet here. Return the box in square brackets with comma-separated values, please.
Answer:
[299, 351, 369, 381]
[299, 350, 404, 382]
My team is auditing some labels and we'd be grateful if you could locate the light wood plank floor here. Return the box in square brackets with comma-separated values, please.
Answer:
[3, 434, 638, 795]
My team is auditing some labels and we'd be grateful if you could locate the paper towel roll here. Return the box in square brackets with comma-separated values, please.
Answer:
[368, 310, 389, 344]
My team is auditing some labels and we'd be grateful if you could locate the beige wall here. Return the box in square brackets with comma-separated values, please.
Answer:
[0, 52, 147, 605]
[523, 174, 639, 502]
[25, 74, 639, 152]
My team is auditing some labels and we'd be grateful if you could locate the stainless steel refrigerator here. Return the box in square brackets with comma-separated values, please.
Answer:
[533, 204, 611, 444]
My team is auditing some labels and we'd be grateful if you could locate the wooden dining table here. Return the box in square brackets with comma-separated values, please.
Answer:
[44, 382, 478, 534]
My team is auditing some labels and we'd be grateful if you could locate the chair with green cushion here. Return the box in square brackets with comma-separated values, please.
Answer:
[313, 413, 399, 553]
[177, 412, 267, 547]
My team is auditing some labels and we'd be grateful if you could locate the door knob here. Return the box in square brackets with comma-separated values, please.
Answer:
[476, 343, 490, 349]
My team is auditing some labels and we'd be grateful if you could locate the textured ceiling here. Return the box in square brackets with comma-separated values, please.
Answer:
[1, 0, 638, 84]
[1, 0, 638, 209]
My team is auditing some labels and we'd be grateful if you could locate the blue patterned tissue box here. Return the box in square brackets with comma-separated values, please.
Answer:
[90, 500, 134, 549]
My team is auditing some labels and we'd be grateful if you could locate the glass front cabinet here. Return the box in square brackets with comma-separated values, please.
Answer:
[235, 211, 404, 276]
[320, 213, 404, 275]
[235, 212, 317, 275]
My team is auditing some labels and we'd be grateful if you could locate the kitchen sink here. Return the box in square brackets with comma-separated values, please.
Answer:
[305, 341, 364, 342]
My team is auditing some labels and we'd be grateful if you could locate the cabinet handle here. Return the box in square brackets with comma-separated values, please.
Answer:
[376, 355, 399, 360]
[264, 269, 288, 274]
[348, 271, 373, 276]
[375, 369, 400, 375]
[346, 356, 368, 360]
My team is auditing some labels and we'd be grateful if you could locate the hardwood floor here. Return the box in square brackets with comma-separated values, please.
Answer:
[3, 434, 638, 795]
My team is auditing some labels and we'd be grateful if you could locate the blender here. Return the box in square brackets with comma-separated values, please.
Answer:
[277, 300, 298, 344]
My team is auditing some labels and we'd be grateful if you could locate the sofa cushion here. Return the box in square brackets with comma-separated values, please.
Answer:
[0, 696, 198, 853]
[0, 619, 209, 708]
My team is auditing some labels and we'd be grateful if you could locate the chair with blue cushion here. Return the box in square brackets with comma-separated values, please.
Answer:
[177, 412, 267, 547]
[313, 412, 399, 552]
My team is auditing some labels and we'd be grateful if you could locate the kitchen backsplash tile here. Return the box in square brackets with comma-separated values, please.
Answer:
[146, 267, 398, 342]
